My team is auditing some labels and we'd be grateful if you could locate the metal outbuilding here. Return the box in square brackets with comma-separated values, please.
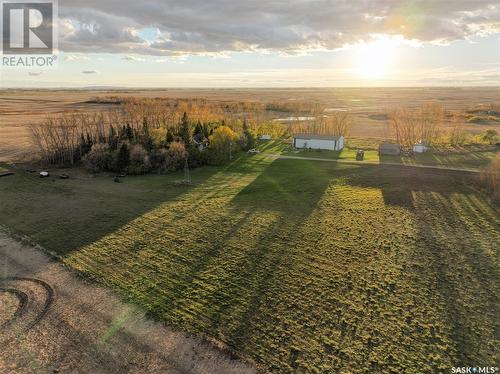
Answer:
[293, 134, 344, 151]
[379, 142, 401, 155]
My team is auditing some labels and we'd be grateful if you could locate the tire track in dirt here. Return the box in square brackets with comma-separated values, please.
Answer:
[0, 277, 55, 345]
[0, 231, 259, 373]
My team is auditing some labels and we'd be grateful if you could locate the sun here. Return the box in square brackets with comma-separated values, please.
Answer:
[354, 37, 397, 79]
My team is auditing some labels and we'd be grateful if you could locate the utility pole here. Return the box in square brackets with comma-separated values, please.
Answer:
[183, 158, 191, 184]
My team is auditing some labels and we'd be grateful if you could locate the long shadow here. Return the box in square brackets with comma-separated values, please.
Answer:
[231, 157, 339, 214]
[408, 191, 499, 365]
[145, 209, 254, 319]
[346, 164, 475, 209]
[159, 158, 338, 367]
[223, 214, 314, 339]
[0, 165, 222, 257]
[344, 164, 499, 366]
[200, 211, 306, 341]
[4, 156, 496, 370]
[145, 157, 335, 323]
[379, 154, 403, 165]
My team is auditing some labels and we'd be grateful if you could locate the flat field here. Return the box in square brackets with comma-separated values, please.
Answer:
[280, 141, 498, 170]
[1, 87, 499, 162]
[0, 153, 498, 372]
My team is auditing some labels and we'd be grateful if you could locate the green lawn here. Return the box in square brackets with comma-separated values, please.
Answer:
[382, 149, 498, 169]
[284, 146, 380, 162]
[275, 139, 497, 169]
[0, 156, 498, 372]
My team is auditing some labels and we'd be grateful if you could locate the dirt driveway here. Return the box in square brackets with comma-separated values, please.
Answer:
[0, 231, 257, 374]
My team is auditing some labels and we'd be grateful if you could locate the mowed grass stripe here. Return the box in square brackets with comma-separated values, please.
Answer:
[0, 156, 498, 372]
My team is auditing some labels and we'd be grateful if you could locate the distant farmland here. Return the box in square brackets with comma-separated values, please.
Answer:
[0, 153, 498, 372]
[1, 87, 499, 162]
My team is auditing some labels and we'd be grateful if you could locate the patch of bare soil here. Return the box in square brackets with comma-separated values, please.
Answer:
[0, 231, 258, 374]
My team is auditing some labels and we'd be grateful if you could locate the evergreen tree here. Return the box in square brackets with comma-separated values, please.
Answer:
[86, 132, 93, 149]
[115, 143, 130, 172]
[242, 118, 255, 150]
[141, 117, 154, 151]
[202, 123, 210, 138]
[125, 123, 134, 141]
[194, 121, 203, 136]
[79, 133, 91, 157]
[180, 112, 192, 145]
[108, 126, 118, 150]
[166, 128, 174, 143]
[120, 125, 127, 140]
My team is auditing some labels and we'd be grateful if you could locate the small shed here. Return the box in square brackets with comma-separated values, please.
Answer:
[379, 143, 401, 155]
[413, 141, 429, 153]
[293, 134, 344, 151]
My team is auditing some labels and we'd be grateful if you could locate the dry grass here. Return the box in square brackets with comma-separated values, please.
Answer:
[479, 154, 500, 203]
[1, 88, 499, 162]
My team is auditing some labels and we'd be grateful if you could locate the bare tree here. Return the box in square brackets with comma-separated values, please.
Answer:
[389, 104, 444, 150]
[448, 113, 467, 146]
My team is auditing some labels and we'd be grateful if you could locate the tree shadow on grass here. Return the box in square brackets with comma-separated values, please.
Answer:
[344, 164, 478, 209]
[344, 164, 499, 366]
[231, 158, 340, 215]
[145, 209, 255, 320]
[144, 157, 336, 325]
[407, 190, 499, 366]
[0, 165, 223, 257]
[379, 154, 403, 165]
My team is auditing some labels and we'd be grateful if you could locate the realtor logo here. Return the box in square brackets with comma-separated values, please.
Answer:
[2, 1, 54, 54]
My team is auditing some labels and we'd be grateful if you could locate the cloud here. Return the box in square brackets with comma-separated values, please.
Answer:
[81, 70, 98, 74]
[65, 54, 90, 61]
[123, 55, 146, 61]
[57, 1, 500, 56]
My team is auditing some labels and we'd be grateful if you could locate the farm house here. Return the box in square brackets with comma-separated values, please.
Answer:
[293, 134, 344, 151]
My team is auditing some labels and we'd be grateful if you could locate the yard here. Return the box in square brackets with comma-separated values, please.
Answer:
[0, 154, 498, 372]
[277, 138, 497, 170]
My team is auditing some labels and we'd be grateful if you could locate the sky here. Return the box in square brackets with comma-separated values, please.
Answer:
[1, 0, 499, 87]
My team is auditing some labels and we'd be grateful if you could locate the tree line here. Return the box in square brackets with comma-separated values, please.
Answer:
[30, 105, 257, 174]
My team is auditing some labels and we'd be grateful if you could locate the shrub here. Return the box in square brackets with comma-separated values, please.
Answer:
[128, 144, 151, 175]
[482, 130, 498, 145]
[155, 141, 188, 173]
[83, 143, 113, 173]
[208, 126, 239, 164]
[187, 144, 209, 168]
[240, 119, 256, 151]
[478, 155, 500, 204]
[115, 142, 130, 172]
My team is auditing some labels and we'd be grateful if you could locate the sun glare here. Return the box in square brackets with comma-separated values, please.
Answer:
[354, 38, 397, 79]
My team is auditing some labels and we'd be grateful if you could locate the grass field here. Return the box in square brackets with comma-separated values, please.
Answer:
[277, 140, 498, 170]
[0, 155, 498, 372]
